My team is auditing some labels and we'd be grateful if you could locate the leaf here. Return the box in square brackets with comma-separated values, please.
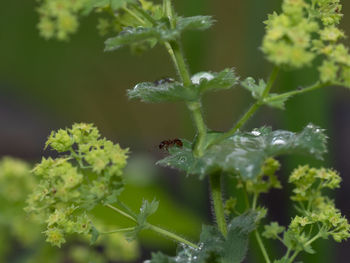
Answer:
[241, 77, 266, 100]
[105, 26, 177, 51]
[129, 69, 238, 104]
[241, 78, 289, 110]
[105, 15, 214, 52]
[191, 68, 239, 94]
[127, 199, 159, 241]
[128, 80, 198, 103]
[264, 93, 289, 109]
[176, 16, 215, 32]
[224, 211, 257, 263]
[146, 212, 257, 263]
[90, 225, 100, 245]
[157, 124, 327, 179]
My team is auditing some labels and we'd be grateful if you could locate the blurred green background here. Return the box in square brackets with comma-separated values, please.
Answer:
[1, 0, 350, 262]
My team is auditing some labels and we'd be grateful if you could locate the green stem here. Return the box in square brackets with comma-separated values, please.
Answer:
[106, 204, 198, 248]
[252, 193, 258, 210]
[209, 173, 228, 237]
[163, 0, 176, 28]
[262, 66, 280, 97]
[130, 3, 157, 26]
[122, 6, 147, 25]
[105, 204, 137, 222]
[288, 250, 300, 263]
[305, 232, 322, 247]
[100, 227, 135, 235]
[188, 101, 207, 156]
[168, 41, 192, 86]
[211, 102, 260, 145]
[165, 40, 207, 156]
[147, 224, 198, 248]
[265, 82, 328, 103]
[212, 67, 279, 146]
[255, 230, 271, 263]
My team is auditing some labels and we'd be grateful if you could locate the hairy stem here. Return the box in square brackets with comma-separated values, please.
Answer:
[209, 173, 228, 237]
[165, 40, 207, 156]
[255, 230, 271, 263]
[168, 40, 192, 86]
[106, 204, 198, 248]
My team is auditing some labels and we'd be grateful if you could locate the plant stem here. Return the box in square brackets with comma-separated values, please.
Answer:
[100, 227, 135, 235]
[122, 6, 147, 25]
[188, 101, 207, 156]
[265, 82, 327, 103]
[165, 40, 207, 156]
[147, 224, 198, 248]
[130, 3, 157, 26]
[255, 230, 271, 263]
[105, 204, 198, 248]
[211, 102, 260, 145]
[168, 41, 192, 86]
[252, 193, 258, 210]
[105, 203, 137, 222]
[209, 173, 228, 237]
[288, 250, 300, 263]
[212, 67, 279, 145]
[262, 66, 280, 97]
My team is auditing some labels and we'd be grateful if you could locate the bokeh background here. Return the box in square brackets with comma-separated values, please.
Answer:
[1, 0, 350, 262]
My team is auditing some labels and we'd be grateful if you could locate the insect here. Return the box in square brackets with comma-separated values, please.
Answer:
[159, 138, 183, 151]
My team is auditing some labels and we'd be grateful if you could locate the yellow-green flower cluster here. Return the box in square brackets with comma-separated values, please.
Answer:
[262, 0, 350, 86]
[246, 158, 282, 195]
[0, 158, 42, 246]
[288, 166, 349, 243]
[26, 123, 129, 247]
[37, 0, 88, 40]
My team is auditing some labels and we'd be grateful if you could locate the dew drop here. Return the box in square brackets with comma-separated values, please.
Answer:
[272, 138, 287, 145]
[191, 72, 214, 84]
[251, 130, 261, 136]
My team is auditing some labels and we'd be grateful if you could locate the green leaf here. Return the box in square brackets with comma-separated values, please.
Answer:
[105, 15, 214, 52]
[262, 222, 285, 239]
[105, 26, 177, 51]
[191, 68, 239, 94]
[241, 77, 288, 109]
[128, 69, 238, 104]
[176, 16, 215, 32]
[241, 77, 266, 99]
[146, 212, 257, 263]
[264, 93, 288, 109]
[127, 199, 159, 241]
[128, 80, 198, 103]
[157, 124, 327, 179]
[90, 225, 100, 245]
[224, 212, 257, 263]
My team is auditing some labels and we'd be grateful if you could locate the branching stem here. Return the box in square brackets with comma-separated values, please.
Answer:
[211, 67, 279, 145]
[105, 203, 198, 249]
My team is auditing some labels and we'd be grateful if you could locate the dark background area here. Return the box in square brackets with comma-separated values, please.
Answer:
[1, 0, 350, 262]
